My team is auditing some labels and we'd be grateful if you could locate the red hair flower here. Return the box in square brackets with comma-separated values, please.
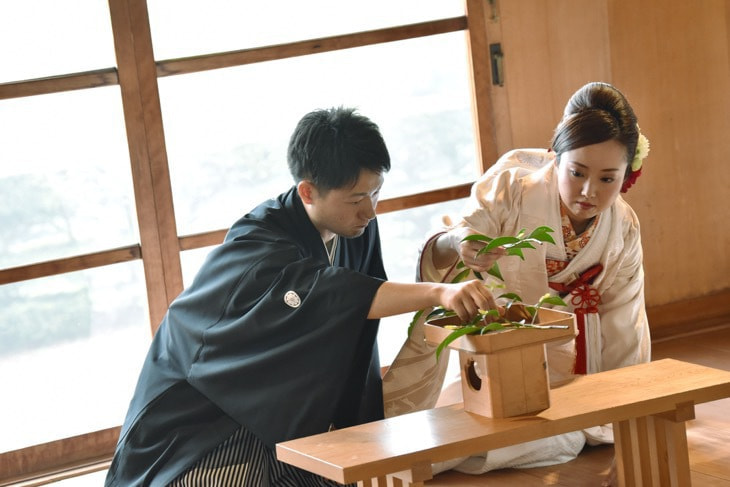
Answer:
[621, 167, 642, 193]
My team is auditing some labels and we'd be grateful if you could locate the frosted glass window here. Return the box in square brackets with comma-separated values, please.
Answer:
[0, 0, 116, 82]
[148, 0, 464, 59]
[0, 263, 150, 452]
[0, 88, 138, 269]
[160, 32, 476, 236]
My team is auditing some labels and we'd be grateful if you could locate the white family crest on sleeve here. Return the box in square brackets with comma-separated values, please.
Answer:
[284, 290, 301, 308]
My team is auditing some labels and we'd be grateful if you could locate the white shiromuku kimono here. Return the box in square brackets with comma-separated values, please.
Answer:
[382, 148, 651, 475]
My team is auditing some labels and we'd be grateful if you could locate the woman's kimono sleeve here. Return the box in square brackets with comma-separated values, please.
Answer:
[597, 204, 651, 370]
[419, 162, 527, 284]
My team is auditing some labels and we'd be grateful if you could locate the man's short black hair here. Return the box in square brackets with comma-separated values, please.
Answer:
[287, 107, 391, 191]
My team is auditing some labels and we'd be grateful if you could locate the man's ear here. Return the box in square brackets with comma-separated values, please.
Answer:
[297, 180, 316, 204]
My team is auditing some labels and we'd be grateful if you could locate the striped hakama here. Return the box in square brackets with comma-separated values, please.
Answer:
[170, 426, 353, 486]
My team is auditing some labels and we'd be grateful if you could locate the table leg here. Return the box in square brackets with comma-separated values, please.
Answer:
[613, 401, 695, 486]
[356, 461, 432, 487]
[357, 476, 387, 486]
[388, 461, 432, 487]
[652, 402, 694, 486]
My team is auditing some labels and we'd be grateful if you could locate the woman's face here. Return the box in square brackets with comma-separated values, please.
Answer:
[556, 139, 628, 231]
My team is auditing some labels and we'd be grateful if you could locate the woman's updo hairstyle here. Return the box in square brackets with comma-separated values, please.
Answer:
[550, 82, 639, 178]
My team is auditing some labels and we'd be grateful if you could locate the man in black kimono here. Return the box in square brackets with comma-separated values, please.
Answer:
[106, 107, 494, 486]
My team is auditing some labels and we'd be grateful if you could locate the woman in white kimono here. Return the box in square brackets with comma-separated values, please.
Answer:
[386, 82, 651, 485]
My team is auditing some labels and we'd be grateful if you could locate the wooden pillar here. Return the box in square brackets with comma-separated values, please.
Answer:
[464, 0, 501, 173]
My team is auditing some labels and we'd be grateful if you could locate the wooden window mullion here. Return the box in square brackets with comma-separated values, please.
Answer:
[108, 0, 183, 333]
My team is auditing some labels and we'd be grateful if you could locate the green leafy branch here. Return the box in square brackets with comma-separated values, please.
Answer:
[431, 293, 568, 360]
[407, 226, 566, 359]
[456, 225, 556, 281]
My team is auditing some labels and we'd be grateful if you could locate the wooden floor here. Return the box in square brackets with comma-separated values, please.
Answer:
[426, 324, 730, 486]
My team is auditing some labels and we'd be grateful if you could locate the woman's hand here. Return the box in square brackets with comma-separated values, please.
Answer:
[452, 226, 507, 273]
[432, 226, 507, 271]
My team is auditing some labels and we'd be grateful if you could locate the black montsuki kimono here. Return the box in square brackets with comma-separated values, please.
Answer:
[105, 186, 387, 486]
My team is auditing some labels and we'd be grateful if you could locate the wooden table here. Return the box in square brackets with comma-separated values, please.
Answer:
[276, 359, 730, 487]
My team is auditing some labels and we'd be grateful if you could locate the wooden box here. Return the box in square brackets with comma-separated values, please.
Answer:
[424, 307, 576, 418]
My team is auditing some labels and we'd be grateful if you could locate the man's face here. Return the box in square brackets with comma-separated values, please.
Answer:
[302, 169, 384, 241]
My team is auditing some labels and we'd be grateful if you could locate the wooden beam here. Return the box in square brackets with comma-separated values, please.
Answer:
[376, 183, 472, 214]
[0, 69, 119, 100]
[108, 0, 183, 333]
[0, 246, 141, 285]
[0, 427, 119, 486]
[0, 18, 467, 101]
[157, 17, 467, 77]
[176, 185, 474, 250]
[179, 229, 229, 252]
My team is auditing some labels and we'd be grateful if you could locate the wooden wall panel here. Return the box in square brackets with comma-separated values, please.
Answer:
[544, 0, 612, 112]
[608, 0, 730, 305]
[496, 0, 611, 151]
[480, 3, 514, 159]
[498, 0, 556, 150]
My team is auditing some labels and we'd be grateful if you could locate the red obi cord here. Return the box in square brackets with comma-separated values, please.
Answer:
[549, 264, 603, 375]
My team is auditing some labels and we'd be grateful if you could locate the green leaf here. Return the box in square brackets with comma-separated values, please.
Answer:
[473, 270, 484, 280]
[463, 315, 484, 327]
[451, 268, 472, 283]
[497, 292, 523, 303]
[505, 240, 537, 250]
[461, 234, 492, 243]
[487, 262, 504, 280]
[425, 307, 450, 321]
[539, 295, 568, 307]
[480, 322, 506, 333]
[407, 309, 424, 337]
[435, 325, 482, 360]
[481, 309, 501, 318]
[528, 226, 556, 244]
[483, 236, 520, 251]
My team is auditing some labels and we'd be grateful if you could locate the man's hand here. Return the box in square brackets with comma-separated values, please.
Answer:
[437, 279, 496, 322]
[368, 280, 495, 321]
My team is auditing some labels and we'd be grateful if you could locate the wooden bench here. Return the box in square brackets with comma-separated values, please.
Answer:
[276, 358, 730, 487]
